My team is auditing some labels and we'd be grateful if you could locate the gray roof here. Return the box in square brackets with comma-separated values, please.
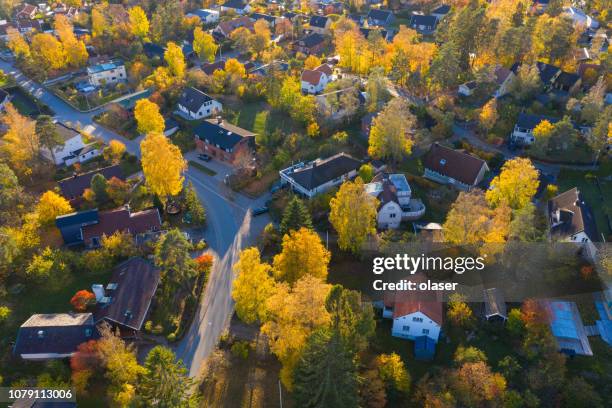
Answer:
[288, 153, 361, 191]
[483, 288, 507, 319]
[222, 0, 248, 9]
[59, 165, 125, 199]
[177, 87, 214, 113]
[410, 14, 437, 27]
[548, 187, 599, 241]
[516, 112, 560, 129]
[194, 118, 255, 150]
[310, 15, 329, 28]
[367, 9, 393, 22]
[14, 313, 97, 357]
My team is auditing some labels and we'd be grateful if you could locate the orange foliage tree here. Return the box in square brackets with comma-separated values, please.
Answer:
[70, 290, 96, 311]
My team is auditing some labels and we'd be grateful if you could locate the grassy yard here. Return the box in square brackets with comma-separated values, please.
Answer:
[557, 162, 612, 240]
[188, 160, 217, 176]
[220, 98, 300, 136]
[5, 86, 53, 118]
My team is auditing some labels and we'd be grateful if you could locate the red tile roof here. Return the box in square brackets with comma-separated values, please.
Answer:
[301, 69, 324, 85]
[82, 207, 161, 242]
[383, 274, 444, 325]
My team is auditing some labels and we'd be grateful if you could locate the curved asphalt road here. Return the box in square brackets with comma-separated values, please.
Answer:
[0, 60, 270, 378]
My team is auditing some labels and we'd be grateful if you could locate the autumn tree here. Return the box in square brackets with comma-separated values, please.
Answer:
[232, 247, 275, 324]
[273, 227, 330, 284]
[368, 98, 415, 161]
[70, 290, 96, 311]
[230, 27, 254, 55]
[375, 353, 411, 397]
[532, 119, 555, 153]
[31, 33, 66, 71]
[509, 64, 542, 101]
[90, 173, 109, 203]
[139, 346, 198, 406]
[193, 26, 218, 63]
[326, 285, 375, 353]
[447, 293, 475, 329]
[588, 105, 612, 155]
[443, 190, 511, 246]
[106, 177, 130, 206]
[103, 140, 126, 164]
[486, 158, 539, 210]
[261, 275, 331, 388]
[164, 41, 186, 79]
[252, 20, 271, 56]
[54, 14, 87, 68]
[35, 115, 64, 164]
[1, 103, 39, 177]
[479, 99, 498, 131]
[7, 27, 30, 59]
[279, 196, 313, 236]
[36, 191, 73, 225]
[140, 132, 186, 206]
[128, 6, 149, 39]
[304, 54, 321, 70]
[293, 328, 359, 408]
[531, 14, 574, 64]
[365, 68, 390, 113]
[329, 178, 378, 253]
[149, 0, 184, 44]
[183, 183, 206, 225]
[134, 99, 165, 135]
[450, 361, 507, 406]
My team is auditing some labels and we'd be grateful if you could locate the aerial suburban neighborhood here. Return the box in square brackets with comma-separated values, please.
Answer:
[0, 0, 610, 406]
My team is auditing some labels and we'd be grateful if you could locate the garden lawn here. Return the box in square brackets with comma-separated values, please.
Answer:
[221, 99, 300, 135]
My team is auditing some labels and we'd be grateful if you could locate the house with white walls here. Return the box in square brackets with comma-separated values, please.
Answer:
[301, 64, 333, 94]
[87, 60, 126, 87]
[365, 173, 425, 229]
[41, 122, 101, 166]
[176, 87, 222, 120]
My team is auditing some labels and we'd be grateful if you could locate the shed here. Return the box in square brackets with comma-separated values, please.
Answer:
[483, 288, 507, 321]
[414, 335, 436, 360]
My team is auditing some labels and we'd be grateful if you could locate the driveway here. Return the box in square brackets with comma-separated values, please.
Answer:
[0, 60, 271, 378]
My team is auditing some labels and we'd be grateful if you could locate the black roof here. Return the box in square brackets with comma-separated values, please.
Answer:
[410, 14, 438, 27]
[94, 257, 161, 331]
[194, 119, 255, 150]
[554, 72, 580, 89]
[367, 9, 393, 22]
[250, 12, 276, 24]
[298, 32, 325, 47]
[309, 15, 329, 28]
[59, 165, 124, 199]
[288, 153, 361, 190]
[432, 4, 450, 14]
[222, 0, 247, 9]
[536, 61, 561, 83]
[548, 187, 599, 241]
[177, 87, 214, 113]
[55, 208, 99, 229]
[14, 313, 98, 357]
[516, 112, 560, 129]
[143, 42, 165, 58]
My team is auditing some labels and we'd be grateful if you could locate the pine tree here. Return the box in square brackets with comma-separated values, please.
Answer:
[293, 328, 358, 408]
[90, 173, 109, 204]
[279, 196, 313, 236]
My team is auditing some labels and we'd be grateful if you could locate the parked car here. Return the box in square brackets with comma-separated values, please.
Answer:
[252, 206, 269, 216]
[198, 154, 212, 162]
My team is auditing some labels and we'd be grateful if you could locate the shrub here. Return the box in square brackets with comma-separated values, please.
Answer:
[167, 332, 176, 342]
[231, 341, 250, 359]
[70, 290, 96, 311]
[0, 306, 11, 323]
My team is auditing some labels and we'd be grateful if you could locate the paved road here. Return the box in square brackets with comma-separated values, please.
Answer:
[0, 60, 271, 378]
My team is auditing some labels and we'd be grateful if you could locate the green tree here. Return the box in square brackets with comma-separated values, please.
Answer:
[279, 196, 313, 236]
[36, 115, 64, 163]
[325, 285, 375, 353]
[447, 293, 475, 329]
[358, 164, 374, 183]
[509, 203, 542, 242]
[154, 229, 197, 292]
[454, 346, 487, 365]
[90, 173, 109, 204]
[508, 64, 542, 101]
[506, 308, 525, 337]
[293, 328, 358, 408]
[183, 183, 206, 225]
[429, 41, 462, 90]
[139, 346, 198, 407]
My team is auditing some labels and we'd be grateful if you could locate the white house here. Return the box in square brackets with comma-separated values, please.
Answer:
[87, 60, 126, 87]
[548, 187, 599, 261]
[458, 81, 477, 96]
[41, 122, 101, 166]
[493, 65, 514, 98]
[0, 88, 11, 111]
[365, 173, 425, 229]
[279, 152, 361, 198]
[423, 143, 489, 191]
[176, 87, 222, 120]
[301, 64, 333, 94]
[563, 7, 599, 30]
[308, 15, 331, 35]
[510, 112, 560, 145]
[187, 9, 220, 25]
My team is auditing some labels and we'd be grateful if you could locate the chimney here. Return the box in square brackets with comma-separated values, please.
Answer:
[92, 284, 105, 301]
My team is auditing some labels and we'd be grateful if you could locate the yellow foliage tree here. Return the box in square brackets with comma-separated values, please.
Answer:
[164, 42, 186, 79]
[193, 27, 218, 63]
[134, 99, 165, 135]
[128, 6, 149, 39]
[36, 191, 73, 225]
[7, 27, 30, 59]
[272, 228, 331, 284]
[368, 98, 415, 161]
[329, 177, 378, 253]
[1, 103, 38, 177]
[261, 275, 331, 388]
[54, 14, 87, 68]
[232, 247, 275, 323]
[304, 54, 321, 70]
[140, 132, 186, 206]
[479, 99, 498, 131]
[31, 33, 66, 71]
[486, 157, 539, 210]
[103, 140, 126, 164]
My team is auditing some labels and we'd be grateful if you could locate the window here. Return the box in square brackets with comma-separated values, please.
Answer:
[422, 329, 429, 335]
[85, 328, 92, 337]
[402, 325, 410, 332]
[412, 317, 423, 322]
[390, 213, 396, 218]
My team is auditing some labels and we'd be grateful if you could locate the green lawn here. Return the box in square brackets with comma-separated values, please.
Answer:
[557, 163, 611, 240]
[221, 99, 300, 135]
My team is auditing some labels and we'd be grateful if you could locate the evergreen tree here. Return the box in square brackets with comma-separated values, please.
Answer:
[90, 173, 109, 203]
[293, 329, 358, 408]
[183, 182, 206, 225]
[279, 196, 313, 236]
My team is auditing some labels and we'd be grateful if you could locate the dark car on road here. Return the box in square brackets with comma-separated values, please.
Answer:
[252, 206, 269, 216]
[198, 154, 212, 162]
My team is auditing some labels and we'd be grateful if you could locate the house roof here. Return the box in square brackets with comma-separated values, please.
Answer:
[194, 118, 255, 150]
[287, 152, 361, 191]
[536, 61, 561, 83]
[55, 208, 99, 229]
[87, 60, 124, 75]
[14, 313, 97, 357]
[383, 275, 443, 324]
[81, 207, 161, 242]
[143, 42, 166, 58]
[548, 187, 599, 241]
[54, 122, 82, 142]
[309, 15, 329, 28]
[543, 300, 592, 356]
[493, 65, 512, 85]
[316, 63, 333, 76]
[516, 112, 560, 129]
[94, 257, 161, 331]
[218, 16, 254, 36]
[301, 69, 324, 86]
[432, 4, 451, 14]
[222, 0, 248, 9]
[58, 165, 125, 199]
[297, 32, 326, 48]
[201, 60, 226, 75]
[483, 288, 507, 319]
[367, 9, 393, 22]
[423, 143, 488, 186]
[555, 71, 580, 89]
[366, 173, 411, 209]
[177, 87, 214, 113]
[250, 12, 276, 24]
[410, 14, 437, 27]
